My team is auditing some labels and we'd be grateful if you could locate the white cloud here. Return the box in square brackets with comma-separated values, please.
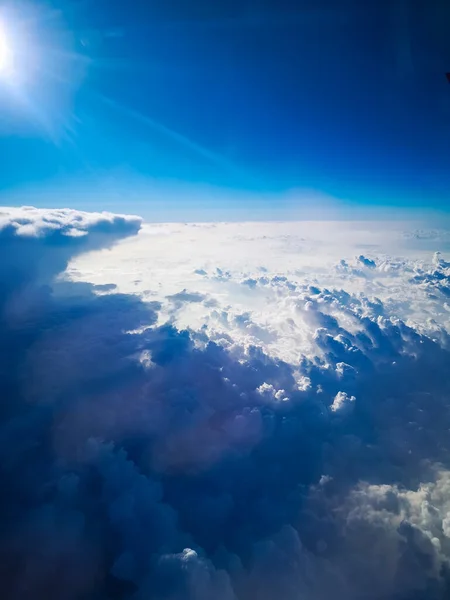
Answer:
[330, 391, 356, 413]
[68, 220, 450, 363]
[1, 210, 450, 599]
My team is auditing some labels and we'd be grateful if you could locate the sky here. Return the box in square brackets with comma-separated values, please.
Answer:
[1, 0, 450, 218]
[3, 4, 450, 598]
[4, 2, 450, 598]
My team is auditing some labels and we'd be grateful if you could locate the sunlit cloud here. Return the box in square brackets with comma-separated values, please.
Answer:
[2, 206, 450, 599]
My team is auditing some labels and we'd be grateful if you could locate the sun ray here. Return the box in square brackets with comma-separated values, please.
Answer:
[0, 4, 88, 142]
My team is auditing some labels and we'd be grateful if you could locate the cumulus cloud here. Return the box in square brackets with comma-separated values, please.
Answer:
[357, 255, 377, 269]
[330, 391, 356, 413]
[0, 206, 141, 277]
[0, 206, 142, 321]
[1, 211, 450, 599]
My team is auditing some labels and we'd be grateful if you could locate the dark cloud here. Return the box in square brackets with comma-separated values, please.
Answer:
[357, 255, 376, 269]
[0, 207, 141, 318]
[168, 290, 207, 304]
[94, 283, 118, 292]
[1, 207, 450, 600]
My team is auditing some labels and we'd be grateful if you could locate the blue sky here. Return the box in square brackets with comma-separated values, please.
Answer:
[1, 0, 450, 217]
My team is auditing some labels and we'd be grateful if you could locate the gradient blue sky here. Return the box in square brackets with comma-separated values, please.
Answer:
[1, 0, 450, 218]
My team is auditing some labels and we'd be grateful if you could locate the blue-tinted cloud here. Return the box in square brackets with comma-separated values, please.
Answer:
[1, 208, 450, 599]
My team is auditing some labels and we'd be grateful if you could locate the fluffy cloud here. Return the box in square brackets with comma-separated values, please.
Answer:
[1, 210, 450, 599]
[0, 206, 142, 324]
[330, 391, 356, 413]
[0, 206, 141, 280]
[68, 220, 450, 361]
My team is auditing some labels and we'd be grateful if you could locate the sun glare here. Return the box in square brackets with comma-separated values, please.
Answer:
[0, 23, 13, 75]
[0, 5, 88, 141]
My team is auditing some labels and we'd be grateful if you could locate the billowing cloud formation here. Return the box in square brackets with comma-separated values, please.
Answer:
[0, 206, 141, 319]
[1, 210, 450, 599]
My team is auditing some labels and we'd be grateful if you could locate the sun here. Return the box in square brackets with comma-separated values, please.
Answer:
[0, 6, 88, 140]
[0, 23, 13, 76]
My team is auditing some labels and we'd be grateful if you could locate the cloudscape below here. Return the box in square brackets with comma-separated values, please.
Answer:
[1, 206, 450, 600]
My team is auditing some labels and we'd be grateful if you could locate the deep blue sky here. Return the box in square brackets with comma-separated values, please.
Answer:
[1, 0, 450, 217]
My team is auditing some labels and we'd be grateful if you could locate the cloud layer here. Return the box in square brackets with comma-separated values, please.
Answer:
[1, 210, 450, 599]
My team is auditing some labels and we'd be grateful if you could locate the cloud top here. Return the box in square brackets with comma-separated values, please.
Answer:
[0, 206, 141, 310]
[1, 210, 450, 599]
